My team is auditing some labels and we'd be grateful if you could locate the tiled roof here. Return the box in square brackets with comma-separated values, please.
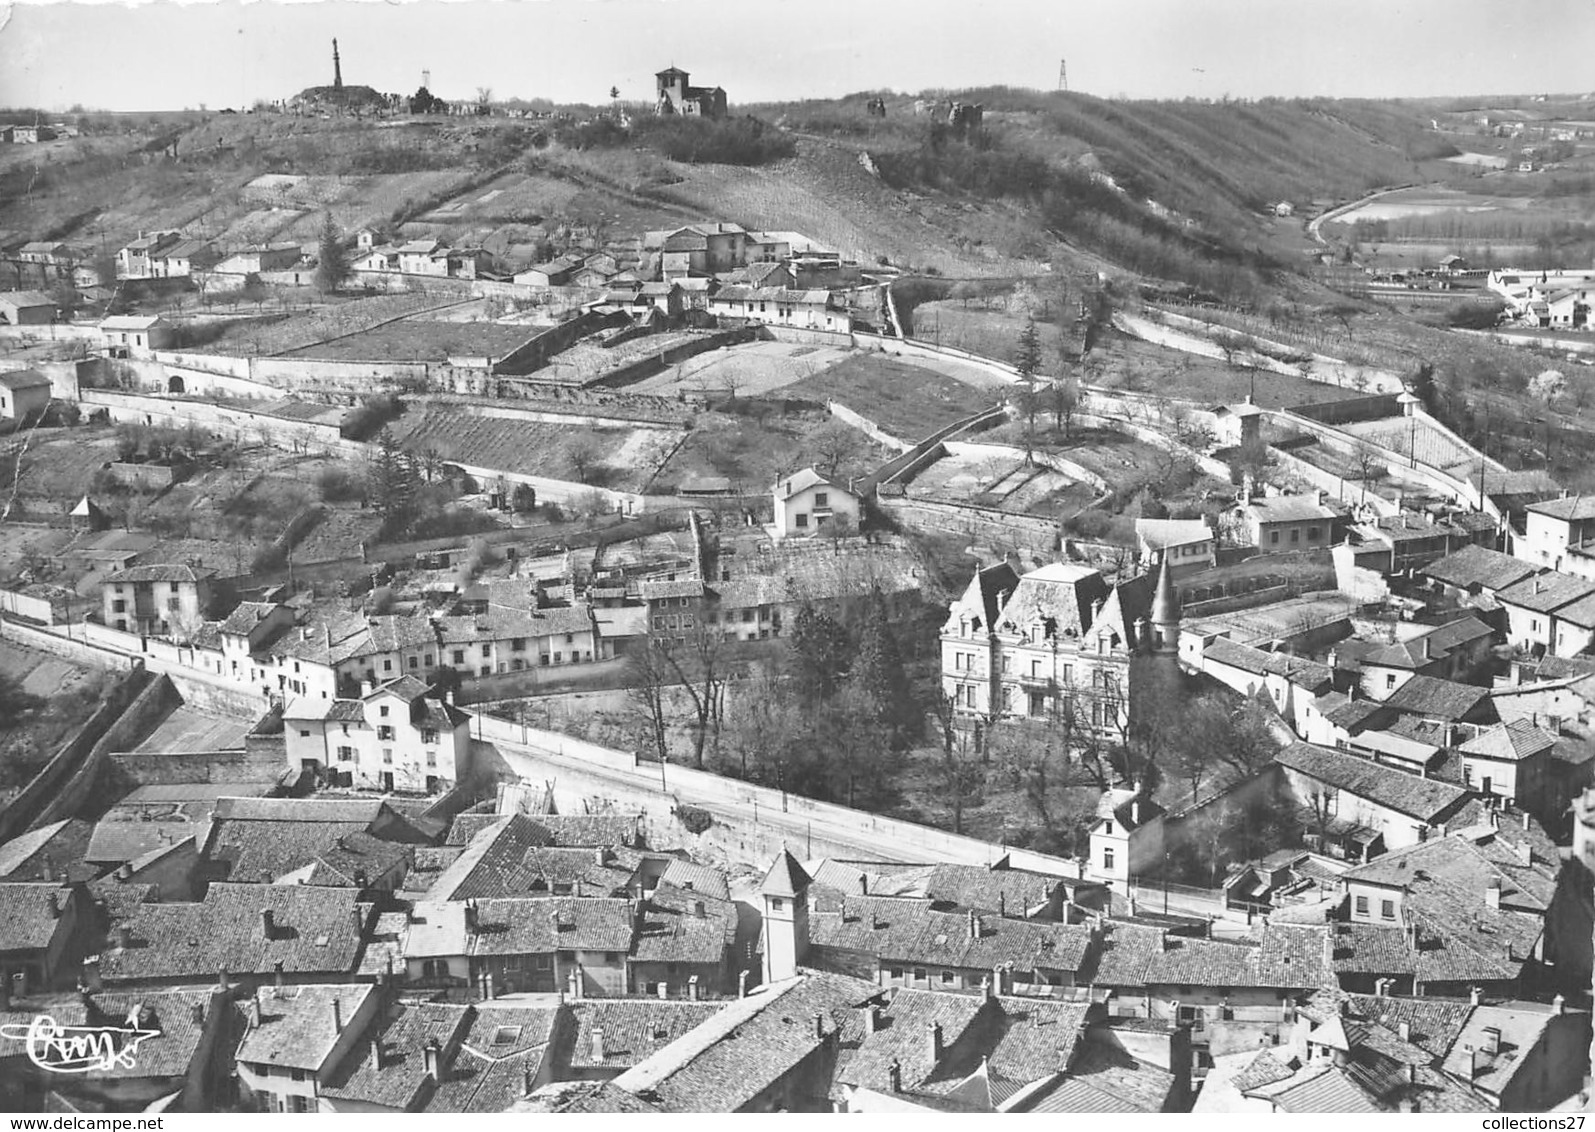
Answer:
[808, 896, 1096, 976]
[658, 858, 730, 900]
[759, 849, 810, 899]
[921, 863, 1061, 918]
[404, 897, 636, 958]
[1440, 1002, 1561, 1096]
[1345, 994, 1474, 1059]
[1078, 921, 1164, 988]
[1527, 496, 1595, 522]
[566, 1000, 726, 1069]
[994, 562, 1109, 642]
[1331, 923, 1416, 976]
[1381, 676, 1493, 722]
[206, 811, 412, 886]
[631, 882, 736, 965]
[1135, 518, 1213, 550]
[99, 883, 368, 982]
[0, 819, 91, 880]
[0, 989, 216, 1081]
[1274, 742, 1470, 821]
[319, 1000, 472, 1109]
[610, 972, 880, 1111]
[236, 983, 375, 1072]
[516, 1081, 663, 1113]
[1204, 637, 1335, 690]
[1421, 545, 1540, 593]
[836, 987, 986, 1094]
[104, 563, 216, 584]
[0, 884, 69, 951]
[1457, 719, 1558, 762]
[428, 815, 634, 901]
[985, 995, 1094, 1083]
[1247, 495, 1339, 523]
[0, 368, 51, 390]
[1496, 572, 1595, 615]
[1245, 1063, 1380, 1112]
[1019, 1042, 1177, 1113]
[430, 1003, 561, 1112]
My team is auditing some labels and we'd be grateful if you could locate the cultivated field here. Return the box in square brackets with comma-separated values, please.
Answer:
[284, 318, 541, 362]
[387, 409, 678, 492]
[647, 407, 887, 494]
[781, 353, 996, 439]
[630, 341, 854, 398]
[903, 450, 1096, 517]
[208, 292, 464, 357]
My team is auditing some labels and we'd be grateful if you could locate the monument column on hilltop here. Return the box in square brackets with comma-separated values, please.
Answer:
[333, 39, 343, 90]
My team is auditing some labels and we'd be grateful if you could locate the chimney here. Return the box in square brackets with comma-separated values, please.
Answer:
[888, 1059, 902, 1093]
[1132, 799, 1142, 825]
[687, 975, 699, 1001]
[116, 863, 133, 882]
[1469, 985, 1482, 1006]
[248, 991, 262, 1030]
[115, 924, 133, 950]
[814, 1011, 826, 1040]
[260, 909, 276, 939]
[273, 960, 285, 990]
[1552, 994, 1566, 1015]
[997, 891, 1006, 919]
[82, 955, 102, 992]
[1485, 878, 1501, 909]
[859, 874, 869, 896]
[590, 1027, 606, 1062]
[484, 971, 496, 1000]
[48, 890, 63, 919]
[1516, 840, 1533, 867]
[217, 969, 231, 993]
[927, 1021, 944, 1064]
[968, 910, 980, 940]
[981, 977, 993, 1003]
[464, 900, 478, 934]
[332, 998, 343, 1035]
[866, 1004, 881, 1034]
[694, 901, 706, 919]
[657, 981, 668, 1001]
[423, 1039, 442, 1082]
[738, 970, 750, 999]
[1481, 1026, 1501, 1055]
[191, 1001, 205, 1025]
[1398, 1021, 1411, 1043]
[373, 1039, 386, 1071]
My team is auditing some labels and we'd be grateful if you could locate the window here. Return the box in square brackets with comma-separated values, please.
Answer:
[1380, 899, 1395, 920]
[338, 746, 354, 762]
[1354, 895, 1368, 915]
[290, 1068, 306, 1082]
[482, 643, 492, 657]
[1269, 531, 1280, 545]
[112, 600, 126, 613]
[1308, 527, 1321, 540]
[452, 650, 465, 665]
[889, 966, 904, 980]
[426, 750, 437, 768]
[814, 492, 829, 507]
[795, 514, 809, 529]
[384, 659, 393, 672]
[1103, 848, 1115, 871]
[512, 638, 526, 652]
[408, 657, 418, 669]
[377, 725, 394, 741]
[299, 729, 311, 738]
[941, 970, 955, 984]
[382, 748, 393, 765]
[167, 598, 180, 611]
[170, 582, 180, 594]
[379, 705, 389, 717]
[1290, 529, 1301, 544]
[1386, 674, 1397, 690]
[913, 967, 927, 982]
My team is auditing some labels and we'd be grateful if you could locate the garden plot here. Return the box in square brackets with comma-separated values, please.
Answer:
[631, 340, 854, 398]
[905, 449, 1089, 516]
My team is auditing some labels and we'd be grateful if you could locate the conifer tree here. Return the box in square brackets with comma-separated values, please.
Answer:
[316, 213, 351, 294]
[850, 591, 912, 744]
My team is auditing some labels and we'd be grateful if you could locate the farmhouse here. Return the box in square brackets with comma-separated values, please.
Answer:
[100, 314, 174, 358]
[708, 286, 849, 333]
[1135, 518, 1215, 575]
[0, 369, 52, 421]
[149, 239, 219, 278]
[116, 232, 182, 279]
[101, 562, 215, 637]
[771, 467, 861, 539]
[1240, 492, 1344, 553]
[0, 290, 55, 326]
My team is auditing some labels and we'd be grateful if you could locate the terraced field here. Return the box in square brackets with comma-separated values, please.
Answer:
[781, 353, 996, 440]
[387, 409, 680, 492]
[632, 341, 854, 398]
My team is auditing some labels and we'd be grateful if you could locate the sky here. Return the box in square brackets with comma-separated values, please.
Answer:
[0, 0, 1592, 113]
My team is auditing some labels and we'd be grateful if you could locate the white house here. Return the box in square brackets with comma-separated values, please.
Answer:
[771, 467, 861, 539]
[1515, 496, 1595, 572]
[236, 984, 380, 1114]
[99, 314, 174, 358]
[1134, 518, 1215, 575]
[282, 676, 472, 794]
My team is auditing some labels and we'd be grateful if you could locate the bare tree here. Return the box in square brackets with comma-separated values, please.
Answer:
[653, 624, 729, 770]
[930, 692, 984, 835]
[625, 641, 672, 765]
[566, 436, 603, 485]
[1051, 376, 1080, 437]
[809, 420, 868, 482]
[1350, 440, 1387, 505]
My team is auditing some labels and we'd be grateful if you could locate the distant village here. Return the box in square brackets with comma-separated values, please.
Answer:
[3, 53, 1595, 1118]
